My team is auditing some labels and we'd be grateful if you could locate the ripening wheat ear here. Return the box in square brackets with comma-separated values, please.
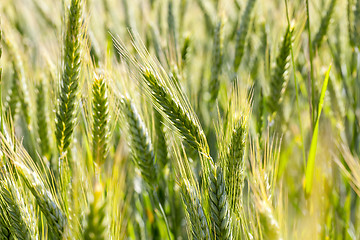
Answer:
[312, 0, 337, 50]
[92, 74, 110, 166]
[209, 165, 232, 240]
[267, 22, 294, 117]
[233, 0, 257, 73]
[83, 181, 107, 240]
[120, 96, 158, 188]
[55, 0, 83, 155]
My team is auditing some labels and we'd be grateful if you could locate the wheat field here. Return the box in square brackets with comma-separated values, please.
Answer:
[0, 0, 359, 239]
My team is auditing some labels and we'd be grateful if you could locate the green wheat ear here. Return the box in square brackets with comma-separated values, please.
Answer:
[121, 97, 158, 188]
[92, 74, 110, 166]
[180, 35, 191, 70]
[167, 1, 178, 63]
[267, 22, 294, 117]
[142, 70, 209, 157]
[209, 19, 224, 103]
[83, 182, 107, 240]
[312, 0, 337, 50]
[181, 180, 210, 240]
[154, 110, 168, 167]
[0, 212, 11, 239]
[5, 71, 19, 119]
[15, 163, 66, 240]
[209, 165, 232, 240]
[0, 181, 32, 240]
[3, 38, 31, 128]
[225, 118, 247, 209]
[258, 201, 281, 240]
[36, 79, 50, 159]
[233, 0, 257, 73]
[55, 0, 83, 155]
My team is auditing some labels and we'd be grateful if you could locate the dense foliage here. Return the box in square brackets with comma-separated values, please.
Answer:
[0, 0, 359, 239]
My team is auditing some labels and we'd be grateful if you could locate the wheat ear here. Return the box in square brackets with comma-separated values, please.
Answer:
[92, 74, 110, 166]
[226, 118, 247, 209]
[313, 0, 337, 50]
[181, 180, 210, 240]
[0, 211, 12, 239]
[267, 23, 294, 116]
[36, 79, 50, 159]
[154, 110, 168, 167]
[181, 35, 191, 70]
[5, 71, 19, 119]
[258, 201, 281, 240]
[0, 182, 32, 240]
[233, 0, 257, 72]
[142, 70, 209, 157]
[55, 0, 83, 154]
[209, 165, 232, 240]
[209, 19, 224, 103]
[15, 163, 66, 240]
[121, 97, 158, 188]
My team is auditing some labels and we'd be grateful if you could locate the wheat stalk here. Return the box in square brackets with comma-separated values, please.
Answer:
[83, 181, 107, 240]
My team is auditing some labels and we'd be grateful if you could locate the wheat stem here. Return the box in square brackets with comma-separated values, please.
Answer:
[83, 182, 107, 240]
